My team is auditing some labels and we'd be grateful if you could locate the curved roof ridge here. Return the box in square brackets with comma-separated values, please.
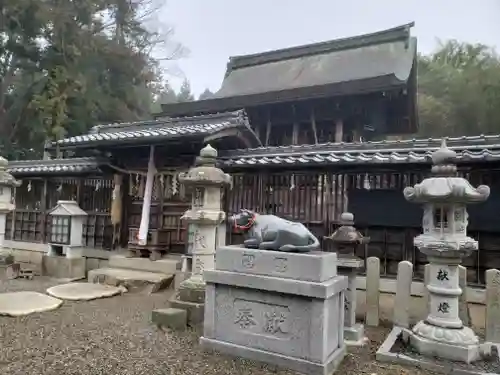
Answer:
[226, 22, 415, 72]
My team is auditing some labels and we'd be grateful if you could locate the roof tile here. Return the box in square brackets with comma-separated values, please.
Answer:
[54, 111, 252, 148]
[221, 135, 500, 167]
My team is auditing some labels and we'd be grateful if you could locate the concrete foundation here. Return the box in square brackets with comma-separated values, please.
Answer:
[42, 255, 86, 280]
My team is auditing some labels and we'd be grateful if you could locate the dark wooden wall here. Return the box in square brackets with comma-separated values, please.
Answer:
[6, 176, 114, 250]
[225, 164, 500, 286]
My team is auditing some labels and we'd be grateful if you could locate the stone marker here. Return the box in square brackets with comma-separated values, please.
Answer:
[365, 256, 380, 327]
[458, 265, 471, 327]
[201, 245, 347, 375]
[393, 260, 413, 328]
[485, 268, 500, 343]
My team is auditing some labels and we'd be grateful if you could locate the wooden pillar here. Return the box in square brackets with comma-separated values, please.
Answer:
[310, 107, 318, 144]
[265, 108, 272, 146]
[40, 178, 48, 242]
[352, 129, 360, 143]
[111, 174, 123, 250]
[292, 105, 299, 145]
[254, 125, 260, 144]
[138, 146, 156, 246]
[335, 119, 344, 143]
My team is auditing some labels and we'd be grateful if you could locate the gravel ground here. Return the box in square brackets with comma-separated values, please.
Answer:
[1, 277, 435, 375]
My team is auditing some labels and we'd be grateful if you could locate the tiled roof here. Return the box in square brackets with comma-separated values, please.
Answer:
[159, 23, 417, 118]
[220, 135, 500, 168]
[7, 157, 106, 176]
[216, 23, 415, 98]
[53, 110, 258, 149]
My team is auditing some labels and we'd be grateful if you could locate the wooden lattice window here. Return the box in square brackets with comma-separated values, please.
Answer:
[50, 216, 71, 244]
[12, 211, 45, 242]
[83, 214, 113, 249]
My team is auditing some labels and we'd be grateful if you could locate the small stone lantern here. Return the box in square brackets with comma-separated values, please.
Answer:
[0, 156, 21, 247]
[48, 200, 87, 258]
[0, 156, 21, 279]
[169, 144, 231, 325]
[403, 139, 489, 363]
[324, 212, 369, 345]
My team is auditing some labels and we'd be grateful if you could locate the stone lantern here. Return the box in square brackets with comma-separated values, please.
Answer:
[324, 212, 369, 345]
[403, 139, 489, 363]
[170, 144, 231, 324]
[0, 156, 21, 247]
[48, 200, 87, 258]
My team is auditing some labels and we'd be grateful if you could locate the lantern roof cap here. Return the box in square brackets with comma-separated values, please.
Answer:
[324, 212, 367, 246]
[179, 145, 231, 186]
[404, 138, 490, 204]
[0, 156, 21, 187]
[49, 200, 87, 216]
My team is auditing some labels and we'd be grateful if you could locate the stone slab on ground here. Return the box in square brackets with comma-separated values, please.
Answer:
[169, 298, 204, 325]
[108, 254, 180, 275]
[0, 291, 62, 316]
[151, 308, 187, 331]
[376, 327, 500, 375]
[88, 267, 173, 293]
[47, 282, 126, 301]
[200, 337, 346, 375]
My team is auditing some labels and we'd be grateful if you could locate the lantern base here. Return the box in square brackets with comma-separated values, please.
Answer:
[178, 276, 206, 304]
[410, 320, 481, 363]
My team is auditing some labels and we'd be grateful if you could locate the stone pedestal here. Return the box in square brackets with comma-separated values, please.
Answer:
[201, 245, 348, 375]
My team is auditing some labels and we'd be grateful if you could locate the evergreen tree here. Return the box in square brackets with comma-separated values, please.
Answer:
[176, 79, 194, 102]
[199, 88, 215, 100]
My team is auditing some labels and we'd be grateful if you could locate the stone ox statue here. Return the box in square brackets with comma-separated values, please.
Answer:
[229, 209, 320, 253]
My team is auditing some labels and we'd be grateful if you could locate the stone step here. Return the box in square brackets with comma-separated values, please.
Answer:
[88, 267, 174, 293]
[108, 254, 180, 275]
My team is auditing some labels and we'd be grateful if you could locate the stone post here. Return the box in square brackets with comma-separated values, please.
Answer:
[324, 212, 369, 345]
[169, 145, 231, 325]
[403, 139, 490, 364]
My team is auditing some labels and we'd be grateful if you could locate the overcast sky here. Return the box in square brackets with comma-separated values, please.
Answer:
[162, 0, 500, 96]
